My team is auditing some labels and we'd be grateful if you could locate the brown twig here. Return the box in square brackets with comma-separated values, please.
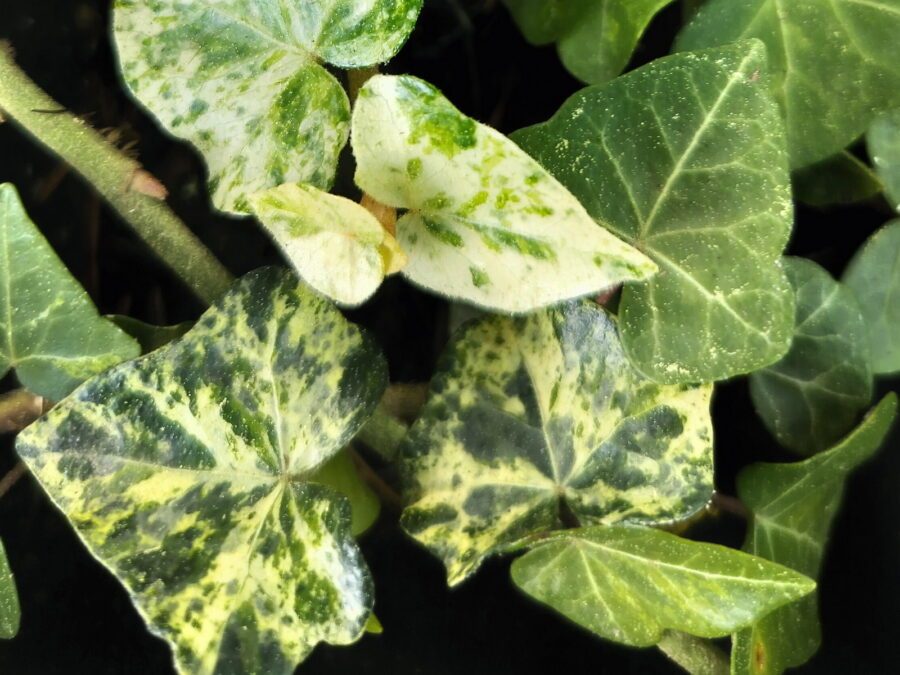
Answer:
[0, 389, 45, 433]
[0, 462, 27, 500]
[710, 492, 751, 520]
[350, 448, 404, 511]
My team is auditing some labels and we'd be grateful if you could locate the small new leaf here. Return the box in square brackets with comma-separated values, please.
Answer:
[868, 108, 900, 212]
[511, 526, 816, 647]
[16, 267, 388, 674]
[732, 394, 898, 675]
[249, 183, 405, 307]
[677, 0, 900, 168]
[843, 220, 900, 374]
[0, 539, 20, 640]
[351, 74, 656, 313]
[750, 258, 873, 455]
[400, 302, 713, 585]
[513, 42, 794, 383]
[0, 183, 139, 401]
[113, 0, 423, 213]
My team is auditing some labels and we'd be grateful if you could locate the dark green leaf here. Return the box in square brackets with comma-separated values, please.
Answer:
[108, 315, 193, 354]
[793, 152, 882, 208]
[0, 539, 20, 640]
[868, 108, 900, 212]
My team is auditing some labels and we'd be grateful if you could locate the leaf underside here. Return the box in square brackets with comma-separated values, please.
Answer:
[16, 267, 388, 675]
[400, 301, 713, 585]
[513, 42, 795, 383]
[793, 151, 883, 208]
[0, 183, 139, 401]
[868, 108, 900, 212]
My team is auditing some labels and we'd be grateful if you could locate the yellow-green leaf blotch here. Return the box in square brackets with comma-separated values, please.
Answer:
[400, 301, 713, 585]
[16, 267, 389, 674]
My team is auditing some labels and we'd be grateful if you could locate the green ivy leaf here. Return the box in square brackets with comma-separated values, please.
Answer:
[0, 183, 139, 401]
[503, 0, 675, 84]
[108, 315, 193, 354]
[16, 267, 388, 674]
[113, 0, 423, 213]
[749, 258, 872, 455]
[510, 525, 816, 647]
[793, 151, 883, 208]
[351, 74, 657, 313]
[248, 183, 405, 307]
[513, 42, 794, 384]
[732, 394, 897, 675]
[312, 449, 381, 537]
[677, 0, 900, 169]
[868, 109, 900, 212]
[0, 539, 20, 640]
[400, 301, 713, 585]
[843, 220, 900, 374]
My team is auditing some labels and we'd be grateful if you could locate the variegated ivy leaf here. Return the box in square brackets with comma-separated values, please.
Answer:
[503, 0, 675, 84]
[15, 267, 388, 675]
[0, 183, 139, 401]
[513, 42, 795, 384]
[351, 74, 657, 313]
[869, 109, 900, 212]
[400, 301, 713, 585]
[732, 394, 897, 675]
[677, 0, 900, 169]
[248, 183, 405, 307]
[749, 258, 873, 455]
[0, 539, 20, 640]
[511, 525, 816, 648]
[113, 0, 424, 213]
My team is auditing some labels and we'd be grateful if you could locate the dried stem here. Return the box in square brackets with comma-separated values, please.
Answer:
[0, 462, 27, 500]
[0, 389, 45, 433]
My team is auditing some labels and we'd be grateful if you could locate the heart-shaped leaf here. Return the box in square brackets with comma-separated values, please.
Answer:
[513, 42, 794, 383]
[749, 258, 872, 455]
[113, 0, 423, 213]
[732, 394, 897, 675]
[503, 0, 675, 84]
[351, 74, 657, 313]
[0, 183, 139, 401]
[0, 539, 19, 640]
[16, 267, 388, 674]
[248, 183, 405, 307]
[511, 526, 815, 648]
[793, 151, 883, 208]
[843, 220, 900, 374]
[677, 0, 900, 169]
[869, 109, 900, 212]
[400, 301, 713, 585]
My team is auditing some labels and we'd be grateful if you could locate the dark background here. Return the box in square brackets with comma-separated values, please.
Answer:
[0, 1, 898, 673]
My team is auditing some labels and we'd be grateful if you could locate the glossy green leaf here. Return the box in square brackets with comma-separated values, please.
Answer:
[113, 0, 423, 213]
[248, 183, 405, 307]
[504, 0, 675, 84]
[732, 394, 897, 675]
[511, 526, 816, 647]
[749, 258, 872, 455]
[0, 539, 20, 640]
[677, 0, 900, 169]
[868, 108, 900, 212]
[514, 42, 794, 383]
[16, 267, 388, 674]
[400, 301, 713, 585]
[843, 220, 900, 374]
[312, 449, 381, 537]
[108, 315, 193, 354]
[351, 74, 657, 313]
[0, 183, 139, 401]
[793, 151, 883, 208]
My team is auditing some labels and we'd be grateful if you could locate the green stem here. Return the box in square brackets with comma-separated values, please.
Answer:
[0, 44, 233, 304]
[356, 404, 408, 462]
[657, 631, 730, 675]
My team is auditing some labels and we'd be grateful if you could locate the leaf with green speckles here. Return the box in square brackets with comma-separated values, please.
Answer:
[0, 539, 20, 640]
[113, 0, 423, 214]
[513, 42, 795, 384]
[351, 74, 656, 313]
[503, 0, 675, 84]
[843, 220, 900, 374]
[248, 183, 405, 307]
[677, 0, 900, 169]
[868, 109, 900, 212]
[0, 183, 139, 401]
[749, 258, 872, 455]
[16, 267, 388, 675]
[399, 301, 713, 585]
[510, 525, 816, 648]
[731, 394, 897, 675]
[793, 151, 883, 208]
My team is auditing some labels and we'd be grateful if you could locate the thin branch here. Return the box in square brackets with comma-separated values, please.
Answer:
[381, 383, 428, 421]
[710, 492, 751, 520]
[0, 43, 233, 304]
[0, 461, 27, 500]
[355, 403, 409, 462]
[350, 448, 403, 511]
[0, 389, 45, 433]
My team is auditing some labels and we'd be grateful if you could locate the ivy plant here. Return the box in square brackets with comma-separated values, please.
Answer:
[1, 1, 899, 674]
